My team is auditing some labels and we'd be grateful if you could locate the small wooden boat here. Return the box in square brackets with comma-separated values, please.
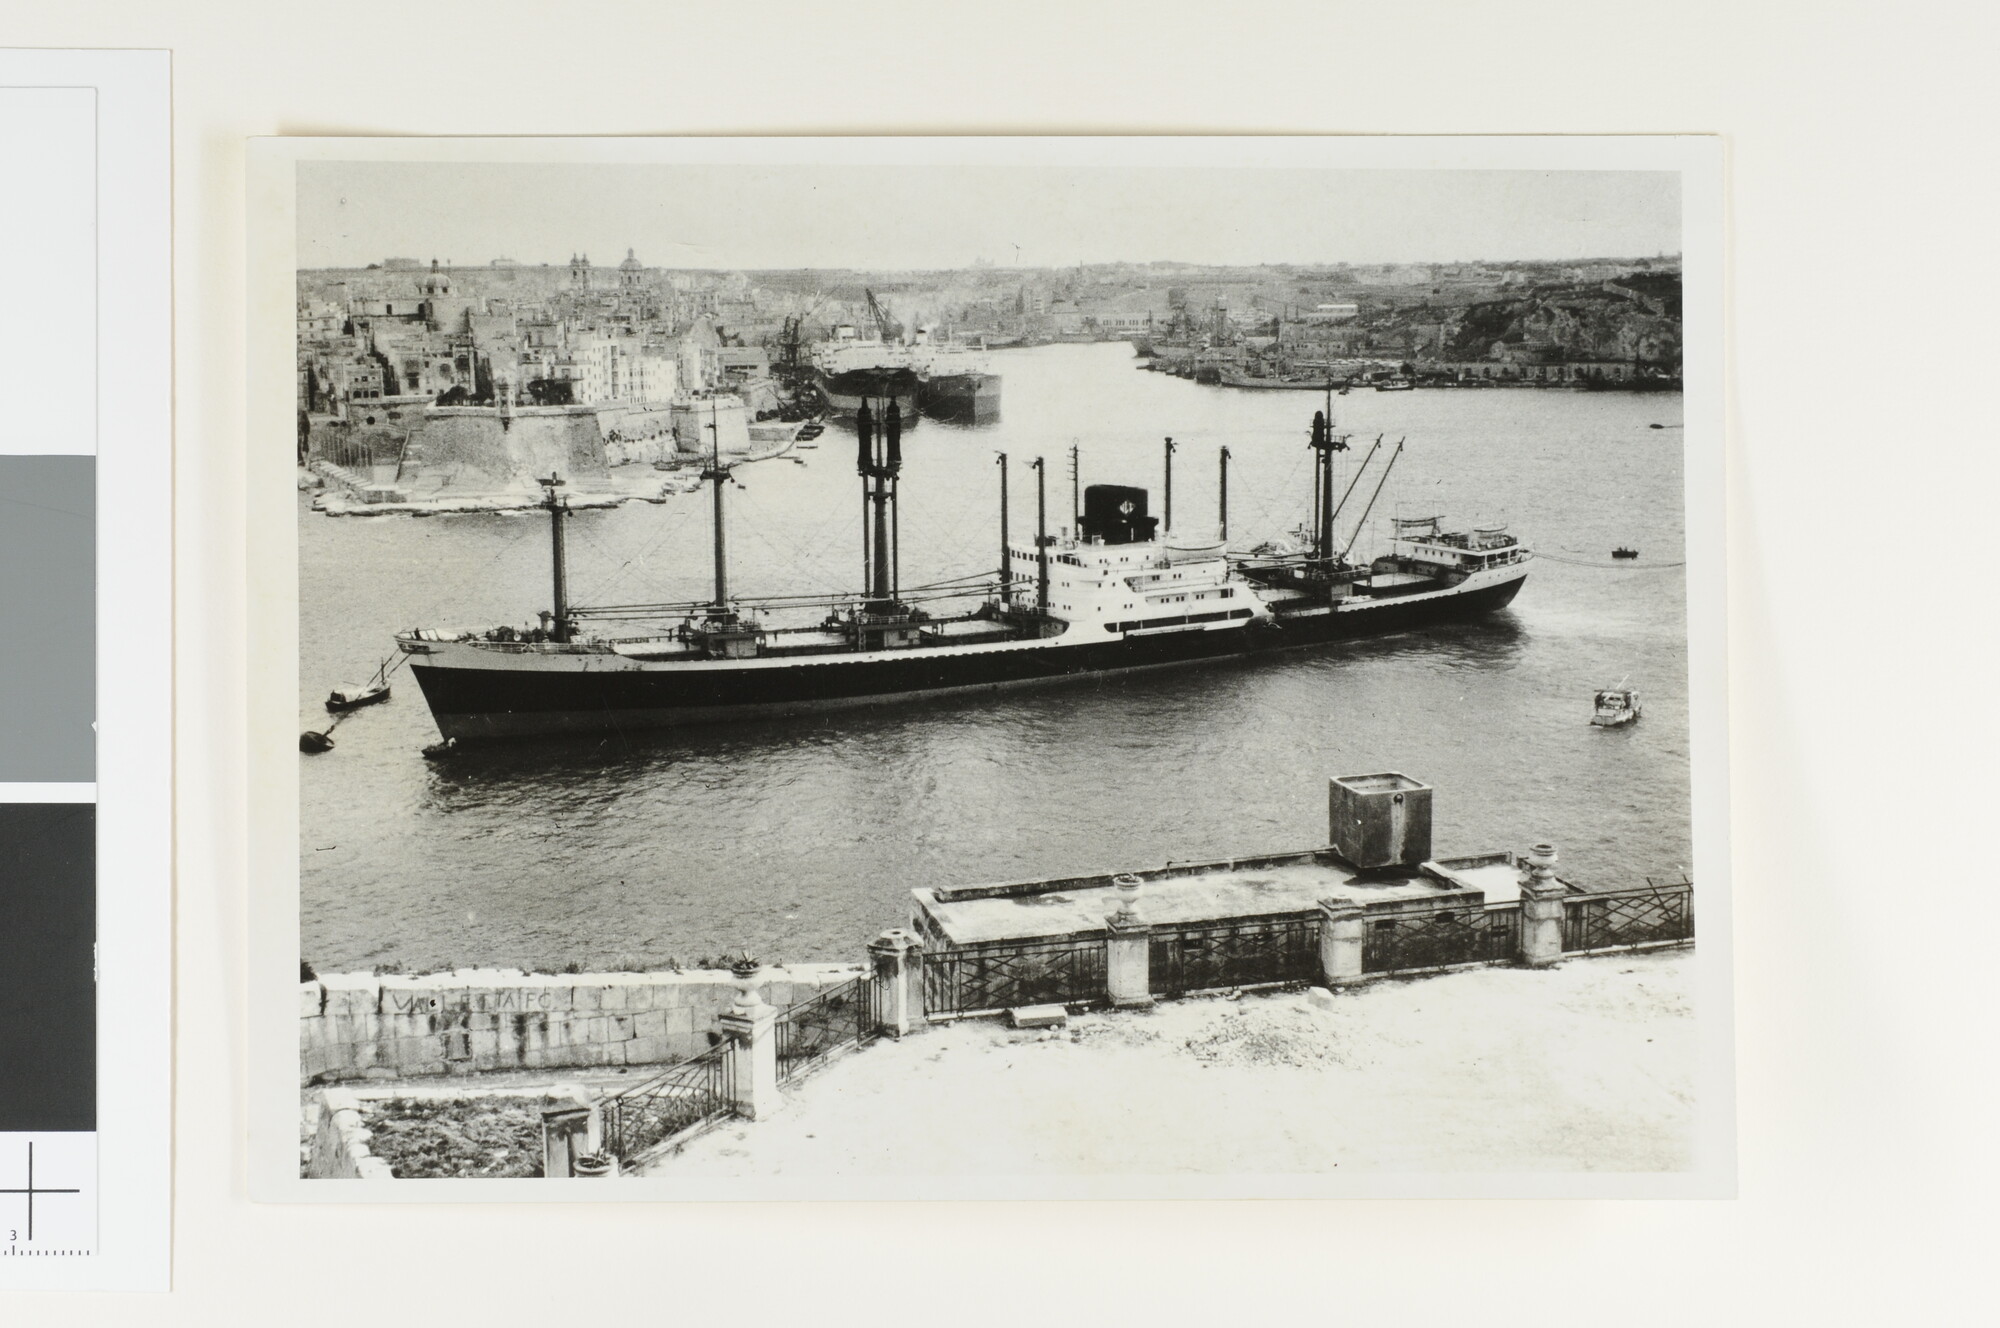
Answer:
[299, 730, 336, 753]
[1612, 546, 1639, 559]
[1592, 687, 1642, 727]
[325, 681, 391, 713]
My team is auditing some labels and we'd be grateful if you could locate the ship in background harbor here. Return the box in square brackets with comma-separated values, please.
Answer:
[813, 323, 919, 423]
[911, 327, 1001, 424]
[813, 291, 1002, 426]
[395, 398, 1531, 742]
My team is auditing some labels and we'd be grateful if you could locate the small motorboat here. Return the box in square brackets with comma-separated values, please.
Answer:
[325, 681, 391, 713]
[1612, 546, 1639, 559]
[1592, 687, 1642, 727]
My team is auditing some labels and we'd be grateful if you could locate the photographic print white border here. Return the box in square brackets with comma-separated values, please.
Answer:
[248, 133, 1730, 1202]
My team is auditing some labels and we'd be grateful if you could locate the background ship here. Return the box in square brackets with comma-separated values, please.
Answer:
[910, 327, 1001, 424]
[395, 403, 1531, 741]
[813, 329, 918, 422]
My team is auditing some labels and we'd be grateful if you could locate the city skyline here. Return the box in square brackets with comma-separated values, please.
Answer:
[298, 162, 1680, 273]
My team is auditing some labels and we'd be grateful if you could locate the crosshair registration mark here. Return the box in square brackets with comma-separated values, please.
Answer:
[2, 1143, 79, 1243]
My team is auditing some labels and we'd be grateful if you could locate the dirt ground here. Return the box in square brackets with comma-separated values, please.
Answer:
[660, 949, 1694, 1177]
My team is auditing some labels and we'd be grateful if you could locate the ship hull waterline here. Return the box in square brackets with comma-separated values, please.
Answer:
[406, 572, 1526, 741]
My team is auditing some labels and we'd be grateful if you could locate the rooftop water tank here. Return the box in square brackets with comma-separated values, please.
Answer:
[1328, 772, 1434, 871]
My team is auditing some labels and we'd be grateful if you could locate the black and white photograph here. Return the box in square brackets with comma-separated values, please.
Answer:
[257, 136, 1729, 1197]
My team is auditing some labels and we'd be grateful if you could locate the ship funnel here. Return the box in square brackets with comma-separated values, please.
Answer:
[1328, 772, 1434, 871]
[1079, 484, 1158, 546]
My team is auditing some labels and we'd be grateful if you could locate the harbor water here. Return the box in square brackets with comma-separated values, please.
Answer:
[300, 343, 1689, 972]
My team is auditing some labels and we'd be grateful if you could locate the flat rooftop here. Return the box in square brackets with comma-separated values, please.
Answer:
[914, 851, 1480, 947]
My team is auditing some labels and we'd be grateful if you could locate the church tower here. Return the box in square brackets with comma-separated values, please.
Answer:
[420, 258, 454, 330]
[569, 253, 592, 290]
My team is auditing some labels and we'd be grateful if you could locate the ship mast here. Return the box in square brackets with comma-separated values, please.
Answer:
[997, 451, 1011, 604]
[1218, 446, 1230, 540]
[1163, 436, 1176, 534]
[855, 398, 903, 610]
[1031, 455, 1049, 613]
[1069, 443, 1080, 532]
[704, 400, 730, 616]
[540, 474, 570, 642]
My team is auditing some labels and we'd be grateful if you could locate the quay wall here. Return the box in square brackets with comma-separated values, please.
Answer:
[300, 963, 864, 1085]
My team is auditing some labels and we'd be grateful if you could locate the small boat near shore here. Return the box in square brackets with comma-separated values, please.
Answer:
[1612, 546, 1639, 560]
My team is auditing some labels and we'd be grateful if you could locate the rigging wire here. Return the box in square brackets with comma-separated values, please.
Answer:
[1537, 550, 1685, 569]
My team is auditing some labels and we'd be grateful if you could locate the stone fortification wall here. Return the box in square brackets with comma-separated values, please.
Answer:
[400, 407, 614, 497]
[299, 963, 863, 1085]
[671, 396, 751, 456]
[599, 403, 679, 467]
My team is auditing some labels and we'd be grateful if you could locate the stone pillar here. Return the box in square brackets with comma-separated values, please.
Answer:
[1104, 874, 1152, 1008]
[1519, 843, 1567, 968]
[1318, 900, 1366, 986]
[716, 958, 781, 1121]
[540, 1100, 591, 1178]
[868, 929, 928, 1038]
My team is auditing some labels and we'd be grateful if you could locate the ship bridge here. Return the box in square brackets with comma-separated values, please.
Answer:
[1388, 518, 1532, 576]
[1006, 522, 1257, 637]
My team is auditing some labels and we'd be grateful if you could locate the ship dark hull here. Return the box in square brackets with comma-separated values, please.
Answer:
[408, 573, 1526, 740]
[917, 372, 1001, 424]
[817, 367, 920, 421]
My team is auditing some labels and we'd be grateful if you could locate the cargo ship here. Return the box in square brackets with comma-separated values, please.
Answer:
[395, 403, 1531, 741]
[910, 331, 1001, 424]
[812, 325, 919, 422]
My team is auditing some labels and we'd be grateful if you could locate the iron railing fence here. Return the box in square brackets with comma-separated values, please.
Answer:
[774, 977, 879, 1086]
[601, 1042, 733, 1163]
[1149, 914, 1321, 997]
[1480, 903, 1522, 962]
[1363, 905, 1521, 974]
[1562, 882, 1694, 953]
[922, 936, 1105, 1017]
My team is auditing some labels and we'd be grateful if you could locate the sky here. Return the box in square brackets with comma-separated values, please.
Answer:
[298, 162, 1680, 272]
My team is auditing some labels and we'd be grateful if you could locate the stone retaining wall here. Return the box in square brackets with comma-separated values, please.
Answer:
[300, 964, 864, 1085]
[305, 1083, 594, 1179]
